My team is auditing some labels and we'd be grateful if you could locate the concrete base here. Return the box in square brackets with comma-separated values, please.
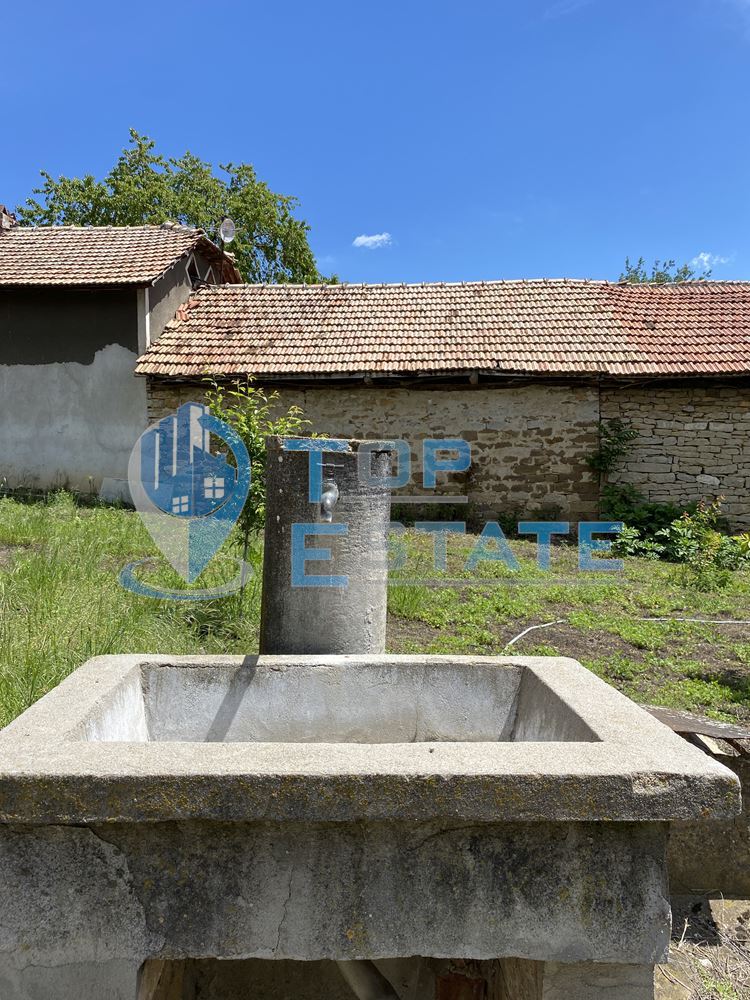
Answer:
[0, 960, 141, 1000]
[0, 654, 738, 999]
[0, 818, 669, 999]
[0, 655, 739, 826]
[494, 958, 654, 998]
[669, 755, 750, 897]
[0, 956, 656, 1000]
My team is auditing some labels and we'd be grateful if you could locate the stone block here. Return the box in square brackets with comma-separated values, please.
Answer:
[669, 755, 750, 898]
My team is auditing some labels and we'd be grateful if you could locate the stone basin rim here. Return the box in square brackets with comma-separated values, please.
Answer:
[0, 653, 740, 825]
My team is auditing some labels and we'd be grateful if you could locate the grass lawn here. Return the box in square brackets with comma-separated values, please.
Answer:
[0, 493, 749, 729]
[389, 530, 750, 725]
[0, 494, 262, 728]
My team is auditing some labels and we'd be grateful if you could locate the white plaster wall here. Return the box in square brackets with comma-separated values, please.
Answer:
[0, 343, 148, 499]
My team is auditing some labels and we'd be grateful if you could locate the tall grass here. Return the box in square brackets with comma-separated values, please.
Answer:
[2, 494, 749, 728]
[0, 494, 262, 727]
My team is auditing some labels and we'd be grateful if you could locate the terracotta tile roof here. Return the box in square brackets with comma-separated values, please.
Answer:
[0, 223, 241, 286]
[135, 279, 750, 380]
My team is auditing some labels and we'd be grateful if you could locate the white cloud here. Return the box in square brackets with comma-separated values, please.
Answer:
[352, 232, 392, 250]
[690, 251, 731, 271]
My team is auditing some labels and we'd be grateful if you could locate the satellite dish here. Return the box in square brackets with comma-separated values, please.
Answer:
[219, 217, 236, 244]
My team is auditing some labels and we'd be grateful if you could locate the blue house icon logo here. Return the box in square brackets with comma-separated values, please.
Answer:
[121, 402, 252, 599]
[139, 403, 238, 519]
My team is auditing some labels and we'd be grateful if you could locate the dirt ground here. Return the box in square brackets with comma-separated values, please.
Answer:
[657, 897, 750, 999]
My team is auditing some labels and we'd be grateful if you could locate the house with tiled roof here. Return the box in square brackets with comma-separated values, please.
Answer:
[0, 218, 240, 497]
[2, 214, 748, 524]
[138, 280, 750, 529]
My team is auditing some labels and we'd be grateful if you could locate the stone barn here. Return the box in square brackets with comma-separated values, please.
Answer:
[135, 280, 750, 531]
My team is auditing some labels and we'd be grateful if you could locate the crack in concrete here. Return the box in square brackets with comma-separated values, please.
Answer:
[406, 825, 484, 853]
[274, 865, 294, 956]
[82, 824, 163, 957]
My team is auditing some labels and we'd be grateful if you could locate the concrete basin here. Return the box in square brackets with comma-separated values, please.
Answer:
[0, 654, 736, 823]
[0, 654, 741, 999]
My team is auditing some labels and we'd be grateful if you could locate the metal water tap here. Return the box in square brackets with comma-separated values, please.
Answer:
[320, 479, 339, 522]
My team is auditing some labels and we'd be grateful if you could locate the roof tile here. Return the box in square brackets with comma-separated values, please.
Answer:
[135, 280, 750, 379]
[0, 223, 241, 286]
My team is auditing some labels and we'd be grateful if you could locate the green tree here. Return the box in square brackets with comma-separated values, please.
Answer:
[619, 256, 711, 283]
[17, 129, 326, 284]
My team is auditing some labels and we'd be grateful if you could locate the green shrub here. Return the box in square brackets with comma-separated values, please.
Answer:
[606, 491, 748, 587]
[204, 377, 310, 544]
[585, 419, 638, 476]
[611, 524, 664, 560]
[658, 498, 749, 589]
[601, 483, 688, 536]
[719, 532, 750, 569]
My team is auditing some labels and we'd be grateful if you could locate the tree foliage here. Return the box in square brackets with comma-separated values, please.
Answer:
[585, 418, 638, 476]
[17, 130, 325, 283]
[204, 377, 310, 542]
[619, 256, 711, 284]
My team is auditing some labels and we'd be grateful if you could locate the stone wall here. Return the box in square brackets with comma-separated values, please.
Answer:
[601, 382, 750, 531]
[146, 377, 750, 530]
[146, 380, 601, 523]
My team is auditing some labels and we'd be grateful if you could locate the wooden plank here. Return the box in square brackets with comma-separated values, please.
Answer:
[137, 959, 187, 1000]
[489, 958, 543, 1000]
[643, 705, 750, 743]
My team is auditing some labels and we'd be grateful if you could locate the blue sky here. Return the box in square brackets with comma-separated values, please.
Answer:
[3, 0, 750, 283]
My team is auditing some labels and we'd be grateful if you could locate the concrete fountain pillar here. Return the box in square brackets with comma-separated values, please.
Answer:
[259, 436, 393, 656]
